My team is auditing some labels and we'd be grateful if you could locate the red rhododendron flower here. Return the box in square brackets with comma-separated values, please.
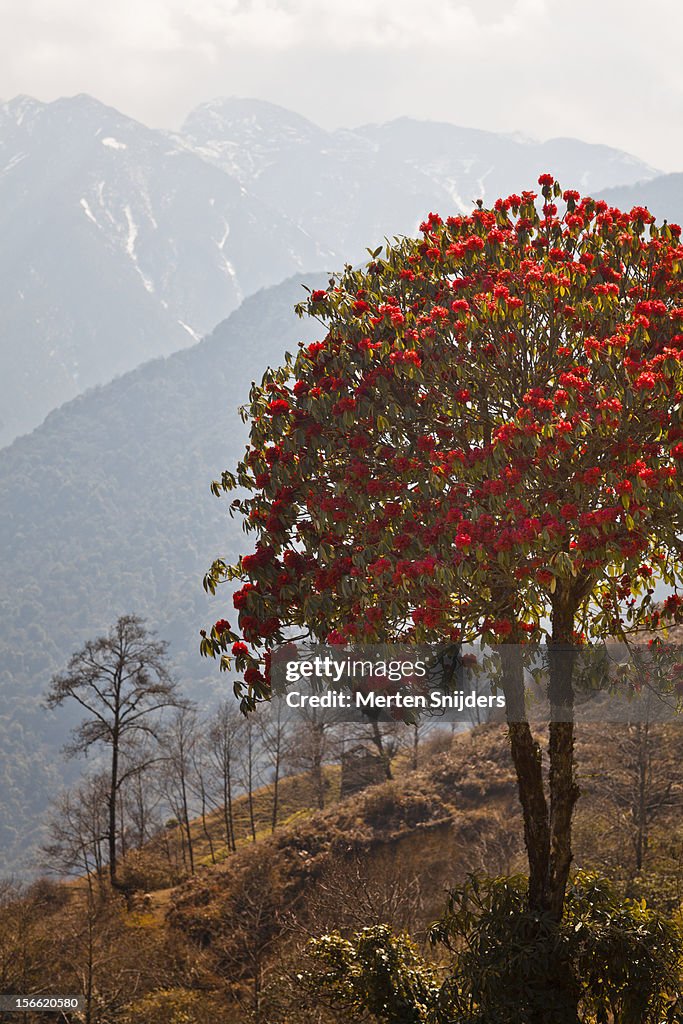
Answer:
[244, 667, 264, 685]
[268, 399, 290, 415]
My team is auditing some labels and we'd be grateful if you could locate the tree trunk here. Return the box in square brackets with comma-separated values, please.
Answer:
[180, 773, 195, 874]
[500, 603, 582, 1024]
[371, 720, 393, 780]
[501, 643, 550, 910]
[547, 595, 580, 922]
[312, 746, 325, 810]
[634, 722, 648, 872]
[223, 766, 236, 853]
[199, 780, 216, 864]
[118, 788, 127, 861]
[247, 723, 257, 842]
[271, 753, 281, 833]
[108, 730, 119, 889]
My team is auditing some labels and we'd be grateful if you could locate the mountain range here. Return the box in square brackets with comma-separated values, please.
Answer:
[0, 93, 660, 447]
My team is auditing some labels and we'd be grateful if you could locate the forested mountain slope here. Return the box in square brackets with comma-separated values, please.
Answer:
[0, 274, 324, 873]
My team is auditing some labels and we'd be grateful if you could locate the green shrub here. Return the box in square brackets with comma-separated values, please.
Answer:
[306, 873, 682, 1024]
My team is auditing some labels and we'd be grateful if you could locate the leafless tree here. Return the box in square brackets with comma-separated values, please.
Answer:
[597, 714, 683, 874]
[45, 615, 188, 888]
[161, 706, 200, 874]
[284, 707, 341, 810]
[238, 717, 261, 842]
[257, 702, 290, 832]
[118, 737, 167, 853]
[189, 738, 219, 865]
[41, 772, 110, 893]
[206, 700, 243, 854]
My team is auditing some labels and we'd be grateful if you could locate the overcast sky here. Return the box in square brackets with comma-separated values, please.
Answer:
[1, 0, 682, 171]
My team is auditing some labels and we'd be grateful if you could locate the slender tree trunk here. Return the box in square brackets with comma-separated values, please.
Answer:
[247, 725, 257, 842]
[312, 745, 325, 810]
[271, 753, 281, 833]
[118, 789, 127, 862]
[180, 773, 195, 874]
[84, 899, 94, 1024]
[177, 815, 188, 871]
[162, 826, 172, 868]
[223, 766, 236, 852]
[108, 729, 119, 889]
[133, 772, 147, 849]
[309, 722, 326, 809]
[371, 720, 393, 780]
[199, 778, 216, 864]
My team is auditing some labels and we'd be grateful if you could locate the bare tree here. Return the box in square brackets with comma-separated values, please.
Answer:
[0, 881, 61, 1009]
[118, 737, 167, 853]
[41, 772, 110, 892]
[203, 850, 287, 1022]
[597, 715, 683, 874]
[189, 738, 219, 865]
[257, 702, 290, 832]
[348, 713, 401, 781]
[206, 700, 243, 854]
[45, 614, 188, 889]
[284, 707, 338, 810]
[161, 706, 200, 875]
[56, 888, 169, 1024]
[238, 717, 260, 842]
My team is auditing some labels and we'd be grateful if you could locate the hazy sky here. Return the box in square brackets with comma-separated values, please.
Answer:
[2, 0, 682, 171]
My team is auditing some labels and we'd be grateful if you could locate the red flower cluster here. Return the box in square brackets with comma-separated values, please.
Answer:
[203, 177, 683, 702]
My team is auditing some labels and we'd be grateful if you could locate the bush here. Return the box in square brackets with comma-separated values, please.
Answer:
[430, 872, 682, 1024]
[306, 873, 682, 1024]
[306, 925, 441, 1024]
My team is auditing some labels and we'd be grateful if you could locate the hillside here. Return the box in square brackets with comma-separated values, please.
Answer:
[3, 720, 682, 1022]
[600, 173, 683, 225]
[167, 718, 683, 935]
[0, 273, 324, 874]
[1, 123, 681, 874]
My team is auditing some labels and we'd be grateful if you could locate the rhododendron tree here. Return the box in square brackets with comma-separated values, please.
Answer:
[202, 177, 683, 935]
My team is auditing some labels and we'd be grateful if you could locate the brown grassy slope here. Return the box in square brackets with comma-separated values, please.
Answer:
[166, 718, 683, 949]
[4, 719, 682, 1024]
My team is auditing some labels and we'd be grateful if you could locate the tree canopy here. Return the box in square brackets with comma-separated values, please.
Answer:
[204, 176, 683, 693]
